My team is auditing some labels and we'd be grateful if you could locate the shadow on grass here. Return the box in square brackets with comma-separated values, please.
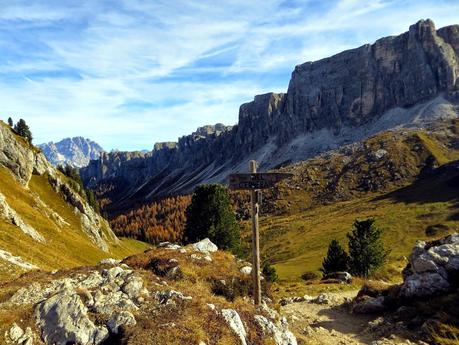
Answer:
[371, 161, 459, 218]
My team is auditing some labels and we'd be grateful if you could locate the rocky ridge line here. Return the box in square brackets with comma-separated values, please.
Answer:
[81, 19, 459, 211]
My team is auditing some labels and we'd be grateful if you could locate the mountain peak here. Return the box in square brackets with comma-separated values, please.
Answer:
[39, 137, 104, 168]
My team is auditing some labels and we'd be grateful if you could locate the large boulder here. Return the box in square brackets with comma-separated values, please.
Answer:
[192, 238, 218, 253]
[35, 289, 109, 345]
[400, 234, 459, 298]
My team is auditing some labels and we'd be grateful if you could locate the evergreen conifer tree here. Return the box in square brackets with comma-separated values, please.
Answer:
[347, 218, 389, 277]
[7, 117, 13, 127]
[320, 239, 349, 275]
[14, 119, 33, 143]
[185, 184, 241, 254]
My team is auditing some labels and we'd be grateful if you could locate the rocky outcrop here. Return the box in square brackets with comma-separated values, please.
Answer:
[3, 241, 297, 345]
[39, 137, 104, 168]
[2, 262, 148, 345]
[400, 233, 459, 298]
[81, 20, 459, 213]
[221, 309, 248, 345]
[0, 249, 38, 270]
[35, 289, 109, 345]
[254, 315, 297, 345]
[0, 122, 118, 251]
[0, 192, 45, 242]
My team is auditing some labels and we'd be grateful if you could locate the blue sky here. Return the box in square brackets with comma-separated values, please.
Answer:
[0, 0, 458, 151]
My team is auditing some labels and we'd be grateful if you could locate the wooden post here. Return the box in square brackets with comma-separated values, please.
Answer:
[250, 160, 262, 306]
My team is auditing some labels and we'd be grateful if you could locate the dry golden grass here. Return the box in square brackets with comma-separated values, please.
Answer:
[0, 166, 150, 282]
[118, 245, 278, 344]
[430, 323, 459, 345]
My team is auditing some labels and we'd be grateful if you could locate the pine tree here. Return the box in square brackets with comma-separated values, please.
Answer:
[347, 218, 389, 277]
[14, 119, 33, 143]
[7, 117, 13, 127]
[185, 184, 241, 254]
[320, 239, 350, 275]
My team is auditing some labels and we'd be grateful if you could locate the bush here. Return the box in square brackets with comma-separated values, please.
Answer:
[301, 271, 319, 281]
[185, 184, 241, 254]
[262, 263, 278, 282]
[320, 239, 349, 275]
[347, 218, 389, 277]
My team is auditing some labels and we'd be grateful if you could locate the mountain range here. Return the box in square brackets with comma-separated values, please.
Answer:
[39, 137, 104, 168]
[81, 19, 459, 215]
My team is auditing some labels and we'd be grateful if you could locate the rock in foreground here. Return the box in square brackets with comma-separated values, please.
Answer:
[1, 241, 296, 345]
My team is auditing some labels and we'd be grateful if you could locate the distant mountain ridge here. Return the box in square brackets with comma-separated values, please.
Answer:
[81, 19, 459, 214]
[39, 137, 104, 168]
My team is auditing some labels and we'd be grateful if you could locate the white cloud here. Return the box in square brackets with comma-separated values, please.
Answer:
[0, 0, 458, 150]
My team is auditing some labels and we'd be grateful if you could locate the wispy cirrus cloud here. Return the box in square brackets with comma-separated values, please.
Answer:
[0, 0, 457, 150]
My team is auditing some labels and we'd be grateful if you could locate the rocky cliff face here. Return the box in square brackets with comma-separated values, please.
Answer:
[39, 137, 104, 168]
[81, 20, 459, 212]
[0, 122, 118, 252]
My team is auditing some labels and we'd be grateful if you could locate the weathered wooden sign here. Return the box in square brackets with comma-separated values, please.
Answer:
[229, 172, 293, 190]
[228, 163, 292, 306]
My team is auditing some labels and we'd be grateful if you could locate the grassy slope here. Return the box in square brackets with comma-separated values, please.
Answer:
[0, 167, 150, 281]
[252, 123, 459, 282]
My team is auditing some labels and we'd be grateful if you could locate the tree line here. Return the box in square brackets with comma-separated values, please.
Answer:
[110, 195, 191, 244]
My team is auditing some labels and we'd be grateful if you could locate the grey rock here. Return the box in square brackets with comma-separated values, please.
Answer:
[353, 296, 387, 314]
[400, 233, 458, 298]
[311, 293, 330, 305]
[155, 290, 192, 305]
[192, 238, 218, 253]
[121, 275, 144, 299]
[35, 289, 109, 345]
[221, 309, 247, 345]
[107, 311, 136, 334]
[240, 266, 252, 275]
[254, 315, 297, 345]
[400, 272, 450, 298]
[92, 290, 138, 314]
[6, 323, 34, 345]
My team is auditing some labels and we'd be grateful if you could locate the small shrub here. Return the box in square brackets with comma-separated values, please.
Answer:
[301, 271, 319, 281]
[262, 263, 278, 282]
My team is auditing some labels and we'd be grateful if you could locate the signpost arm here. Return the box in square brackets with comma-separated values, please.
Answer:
[250, 160, 262, 306]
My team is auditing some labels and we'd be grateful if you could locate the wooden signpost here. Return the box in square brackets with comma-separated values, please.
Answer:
[229, 161, 292, 306]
